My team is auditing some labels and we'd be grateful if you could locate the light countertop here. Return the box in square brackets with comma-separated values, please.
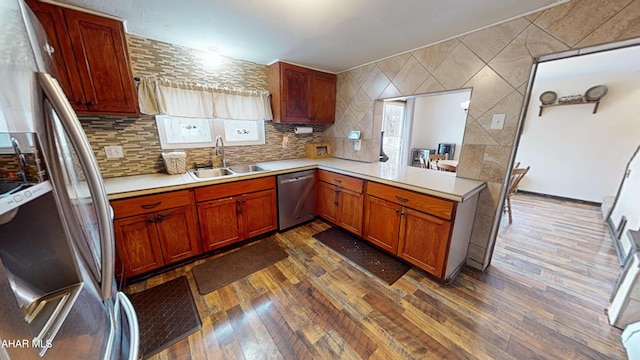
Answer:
[104, 157, 486, 202]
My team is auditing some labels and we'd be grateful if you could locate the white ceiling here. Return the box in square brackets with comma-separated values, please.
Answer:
[536, 45, 640, 81]
[54, 0, 568, 73]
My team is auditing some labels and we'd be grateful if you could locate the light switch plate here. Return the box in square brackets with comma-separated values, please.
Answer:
[105, 145, 124, 158]
[491, 114, 505, 129]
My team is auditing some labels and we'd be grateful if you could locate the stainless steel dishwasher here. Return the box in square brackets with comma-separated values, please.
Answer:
[277, 169, 316, 231]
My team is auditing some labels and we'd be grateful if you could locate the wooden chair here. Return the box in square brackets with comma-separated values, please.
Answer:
[504, 166, 530, 223]
[437, 163, 456, 172]
[419, 156, 428, 168]
[428, 154, 447, 170]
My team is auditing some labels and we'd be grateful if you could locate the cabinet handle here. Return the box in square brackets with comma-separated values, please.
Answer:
[395, 195, 409, 202]
[333, 178, 342, 183]
[401, 211, 406, 215]
[334, 189, 340, 206]
[394, 209, 400, 213]
[236, 199, 242, 215]
[76, 100, 84, 106]
[156, 212, 176, 222]
[141, 201, 161, 209]
[87, 101, 95, 106]
[43, 43, 55, 55]
[147, 217, 156, 223]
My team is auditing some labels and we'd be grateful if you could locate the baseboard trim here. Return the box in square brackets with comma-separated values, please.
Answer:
[515, 190, 601, 207]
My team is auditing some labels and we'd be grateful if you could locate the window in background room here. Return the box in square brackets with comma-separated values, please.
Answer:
[381, 100, 406, 167]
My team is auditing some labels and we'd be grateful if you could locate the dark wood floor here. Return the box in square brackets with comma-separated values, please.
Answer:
[127, 192, 626, 359]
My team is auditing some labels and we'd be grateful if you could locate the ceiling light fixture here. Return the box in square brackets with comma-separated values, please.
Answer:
[203, 46, 222, 68]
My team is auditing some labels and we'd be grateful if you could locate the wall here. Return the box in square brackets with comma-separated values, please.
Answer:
[517, 67, 640, 202]
[409, 90, 469, 160]
[325, 0, 640, 270]
[81, 35, 325, 178]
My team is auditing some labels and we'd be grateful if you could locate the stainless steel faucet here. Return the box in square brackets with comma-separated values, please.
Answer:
[214, 135, 226, 167]
[10, 137, 28, 182]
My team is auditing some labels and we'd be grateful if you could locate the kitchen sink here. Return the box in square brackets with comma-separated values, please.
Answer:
[188, 164, 269, 180]
[228, 164, 269, 173]
[189, 167, 234, 179]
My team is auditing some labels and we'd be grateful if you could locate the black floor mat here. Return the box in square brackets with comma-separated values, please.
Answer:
[128, 276, 201, 359]
[313, 227, 410, 285]
[191, 238, 288, 295]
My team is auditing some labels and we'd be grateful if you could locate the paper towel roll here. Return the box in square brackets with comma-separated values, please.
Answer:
[294, 126, 313, 134]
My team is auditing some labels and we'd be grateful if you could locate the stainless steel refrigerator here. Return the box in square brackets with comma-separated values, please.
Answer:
[0, 1, 139, 359]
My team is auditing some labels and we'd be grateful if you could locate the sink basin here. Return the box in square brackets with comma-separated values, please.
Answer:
[228, 164, 269, 173]
[189, 167, 234, 179]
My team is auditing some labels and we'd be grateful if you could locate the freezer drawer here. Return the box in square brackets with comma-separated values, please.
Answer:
[277, 170, 316, 231]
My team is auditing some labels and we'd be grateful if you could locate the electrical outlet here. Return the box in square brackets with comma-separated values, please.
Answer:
[491, 114, 505, 129]
[104, 145, 124, 159]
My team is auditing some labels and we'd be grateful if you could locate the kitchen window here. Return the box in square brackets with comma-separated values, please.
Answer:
[140, 76, 272, 149]
[155, 115, 265, 149]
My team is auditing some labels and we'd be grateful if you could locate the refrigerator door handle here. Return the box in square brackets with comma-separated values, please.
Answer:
[37, 72, 115, 301]
[116, 292, 140, 360]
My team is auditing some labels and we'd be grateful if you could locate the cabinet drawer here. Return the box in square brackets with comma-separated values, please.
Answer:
[366, 182, 454, 220]
[195, 176, 275, 202]
[318, 170, 363, 193]
[111, 190, 192, 219]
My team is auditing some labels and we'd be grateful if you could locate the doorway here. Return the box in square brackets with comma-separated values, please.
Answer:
[489, 40, 640, 266]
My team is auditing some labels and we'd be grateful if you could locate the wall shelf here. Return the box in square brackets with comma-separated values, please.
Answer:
[538, 100, 600, 116]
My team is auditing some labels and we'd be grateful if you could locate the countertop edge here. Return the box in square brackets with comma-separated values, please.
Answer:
[105, 160, 486, 202]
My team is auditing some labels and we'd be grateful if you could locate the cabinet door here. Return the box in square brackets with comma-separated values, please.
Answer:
[155, 206, 201, 264]
[64, 8, 138, 115]
[114, 214, 163, 278]
[282, 64, 310, 122]
[317, 181, 339, 223]
[398, 207, 452, 278]
[198, 197, 242, 251]
[310, 72, 336, 123]
[25, 0, 85, 110]
[363, 196, 401, 253]
[240, 189, 277, 239]
[337, 188, 364, 236]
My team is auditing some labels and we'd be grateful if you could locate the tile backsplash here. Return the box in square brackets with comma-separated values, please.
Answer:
[82, 115, 325, 177]
[327, 0, 640, 270]
[81, 34, 326, 178]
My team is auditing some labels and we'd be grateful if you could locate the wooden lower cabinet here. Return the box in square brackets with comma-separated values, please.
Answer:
[198, 197, 242, 251]
[317, 181, 339, 223]
[316, 170, 364, 236]
[112, 191, 201, 278]
[363, 182, 456, 280]
[196, 177, 277, 252]
[397, 207, 452, 277]
[156, 206, 203, 263]
[363, 196, 401, 254]
[338, 187, 364, 235]
[241, 189, 278, 239]
[113, 214, 163, 277]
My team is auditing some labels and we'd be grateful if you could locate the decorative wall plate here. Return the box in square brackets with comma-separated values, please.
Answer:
[539, 91, 557, 105]
[585, 85, 608, 101]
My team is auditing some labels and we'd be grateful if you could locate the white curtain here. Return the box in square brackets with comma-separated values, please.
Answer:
[137, 76, 272, 121]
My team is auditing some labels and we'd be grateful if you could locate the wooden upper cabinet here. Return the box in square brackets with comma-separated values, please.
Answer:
[281, 65, 310, 120]
[269, 62, 336, 124]
[311, 72, 337, 123]
[26, 0, 139, 115]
